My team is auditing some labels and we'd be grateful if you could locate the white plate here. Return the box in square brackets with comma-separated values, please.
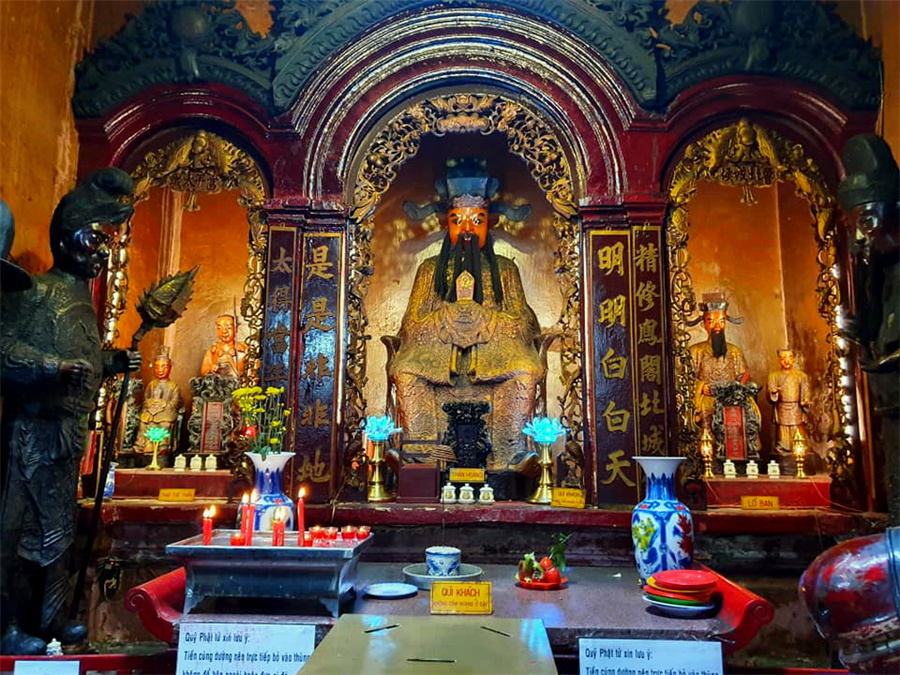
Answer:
[642, 594, 716, 617]
[363, 582, 419, 599]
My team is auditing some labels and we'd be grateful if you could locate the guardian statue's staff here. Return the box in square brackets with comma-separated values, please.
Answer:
[0, 169, 140, 655]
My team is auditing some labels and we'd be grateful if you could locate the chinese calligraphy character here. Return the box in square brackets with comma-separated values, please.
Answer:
[600, 347, 627, 380]
[304, 297, 335, 332]
[600, 449, 636, 487]
[271, 246, 293, 274]
[270, 284, 293, 313]
[303, 353, 333, 384]
[597, 241, 625, 277]
[299, 398, 331, 428]
[306, 244, 335, 280]
[641, 424, 664, 454]
[634, 242, 658, 273]
[598, 295, 627, 328]
[635, 281, 659, 312]
[264, 361, 288, 383]
[639, 390, 665, 417]
[639, 354, 662, 385]
[603, 400, 631, 433]
[269, 322, 290, 355]
[637, 318, 662, 346]
[296, 448, 330, 484]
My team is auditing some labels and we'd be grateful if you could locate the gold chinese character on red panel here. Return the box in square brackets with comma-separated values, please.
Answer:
[597, 242, 625, 276]
[603, 400, 631, 433]
[600, 347, 627, 380]
[601, 449, 635, 487]
[598, 295, 627, 328]
[305, 297, 334, 332]
[634, 243, 658, 273]
[306, 245, 334, 280]
[299, 398, 331, 428]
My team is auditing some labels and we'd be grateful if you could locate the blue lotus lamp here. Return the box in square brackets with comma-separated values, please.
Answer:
[522, 417, 566, 504]
[363, 415, 400, 502]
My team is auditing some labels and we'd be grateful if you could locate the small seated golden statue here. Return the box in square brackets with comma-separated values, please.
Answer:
[200, 314, 247, 379]
[767, 348, 810, 453]
[388, 158, 545, 470]
[688, 293, 761, 461]
[133, 347, 182, 462]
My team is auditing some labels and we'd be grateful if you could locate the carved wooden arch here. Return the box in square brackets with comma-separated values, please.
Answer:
[666, 119, 852, 494]
[344, 93, 584, 477]
[101, 129, 269, 386]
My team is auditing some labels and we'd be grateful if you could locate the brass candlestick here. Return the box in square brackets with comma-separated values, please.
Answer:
[367, 438, 392, 502]
[147, 440, 162, 471]
[792, 429, 807, 478]
[700, 427, 715, 478]
[527, 442, 554, 504]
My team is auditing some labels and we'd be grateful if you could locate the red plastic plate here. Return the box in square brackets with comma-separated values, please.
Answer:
[643, 585, 713, 604]
[649, 570, 718, 592]
[516, 577, 568, 590]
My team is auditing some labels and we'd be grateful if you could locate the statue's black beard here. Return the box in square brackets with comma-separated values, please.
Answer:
[434, 232, 503, 305]
[710, 330, 727, 358]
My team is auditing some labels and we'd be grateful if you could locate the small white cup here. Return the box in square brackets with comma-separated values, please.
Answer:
[426, 546, 461, 577]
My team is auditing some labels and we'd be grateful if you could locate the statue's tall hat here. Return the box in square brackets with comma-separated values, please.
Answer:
[687, 292, 743, 326]
[838, 133, 900, 211]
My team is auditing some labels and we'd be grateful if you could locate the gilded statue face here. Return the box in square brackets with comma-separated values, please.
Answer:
[779, 351, 795, 370]
[448, 206, 488, 248]
[703, 311, 726, 335]
[216, 317, 235, 343]
[153, 358, 172, 380]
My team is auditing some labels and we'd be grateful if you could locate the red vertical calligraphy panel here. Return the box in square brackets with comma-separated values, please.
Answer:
[294, 232, 343, 502]
[589, 231, 638, 504]
[631, 225, 669, 460]
[262, 227, 297, 395]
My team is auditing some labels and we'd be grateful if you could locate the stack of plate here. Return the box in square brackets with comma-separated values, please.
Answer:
[642, 569, 718, 618]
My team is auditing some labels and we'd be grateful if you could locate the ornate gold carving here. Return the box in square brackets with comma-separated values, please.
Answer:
[347, 93, 583, 486]
[101, 131, 267, 388]
[667, 119, 850, 489]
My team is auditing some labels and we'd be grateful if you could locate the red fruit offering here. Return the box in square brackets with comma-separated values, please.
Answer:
[650, 570, 718, 592]
[543, 567, 561, 585]
[540, 557, 554, 570]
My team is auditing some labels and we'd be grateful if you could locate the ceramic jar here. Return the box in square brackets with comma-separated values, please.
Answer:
[441, 483, 457, 504]
[458, 483, 475, 504]
[631, 456, 694, 583]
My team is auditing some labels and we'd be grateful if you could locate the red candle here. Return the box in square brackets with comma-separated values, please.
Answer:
[296, 487, 306, 543]
[341, 525, 357, 540]
[239, 493, 250, 539]
[246, 490, 257, 546]
[230, 532, 246, 546]
[272, 507, 286, 546]
[357, 525, 371, 540]
[302, 531, 313, 547]
[325, 527, 338, 541]
[202, 506, 216, 545]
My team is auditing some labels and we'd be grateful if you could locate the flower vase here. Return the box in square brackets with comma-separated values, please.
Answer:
[631, 456, 693, 583]
[246, 451, 295, 531]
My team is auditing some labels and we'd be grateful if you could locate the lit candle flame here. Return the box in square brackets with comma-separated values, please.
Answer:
[250, 489, 259, 503]
[298, 487, 306, 500]
[241, 493, 249, 504]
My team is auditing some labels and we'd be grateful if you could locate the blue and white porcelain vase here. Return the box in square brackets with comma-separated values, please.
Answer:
[631, 456, 693, 583]
[246, 451, 295, 531]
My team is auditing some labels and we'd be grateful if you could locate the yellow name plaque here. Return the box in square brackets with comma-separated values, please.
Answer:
[449, 468, 485, 483]
[740, 495, 780, 510]
[430, 581, 493, 615]
[158, 488, 196, 502]
[551, 488, 586, 509]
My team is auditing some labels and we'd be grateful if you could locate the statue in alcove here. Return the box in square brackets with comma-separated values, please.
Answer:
[200, 314, 248, 379]
[387, 157, 545, 470]
[766, 348, 810, 456]
[0, 169, 141, 654]
[688, 293, 761, 461]
[133, 346, 183, 465]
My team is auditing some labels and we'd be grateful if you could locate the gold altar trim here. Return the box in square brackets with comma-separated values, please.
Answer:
[345, 93, 584, 487]
[667, 119, 850, 489]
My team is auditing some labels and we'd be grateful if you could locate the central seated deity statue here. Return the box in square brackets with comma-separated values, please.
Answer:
[389, 158, 544, 469]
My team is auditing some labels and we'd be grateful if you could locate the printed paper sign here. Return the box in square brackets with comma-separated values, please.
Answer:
[449, 468, 485, 483]
[579, 638, 722, 675]
[741, 495, 780, 510]
[158, 488, 196, 502]
[430, 581, 493, 615]
[552, 488, 586, 509]
[177, 621, 315, 675]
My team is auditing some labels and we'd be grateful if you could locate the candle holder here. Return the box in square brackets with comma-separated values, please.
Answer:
[363, 416, 400, 503]
[792, 429, 807, 478]
[522, 417, 566, 506]
[527, 442, 554, 504]
[700, 427, 715, 478]
[143, 426, 170, 471]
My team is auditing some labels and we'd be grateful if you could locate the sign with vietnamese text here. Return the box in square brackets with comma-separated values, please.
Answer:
[449, 468, 485, 483]
[177, 621, 315, 675]
[740, 495, 780, 510]
[551, 488, 586, 509]
[579, 638, 722, 675]
[430, 581, 492, 615]
[158, 488, 196, 502]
